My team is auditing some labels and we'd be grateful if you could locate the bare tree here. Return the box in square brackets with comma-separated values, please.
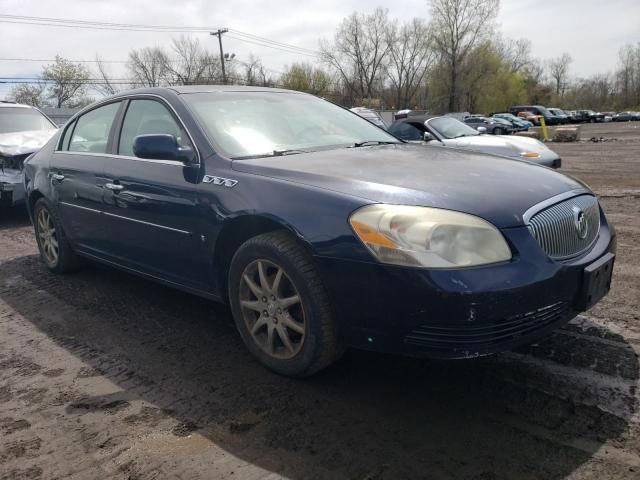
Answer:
[429, 0, 499, 111]
[386, 18, 435, 108]
[7, 83, 47, 107]
[127, 47, 170, 87]
[94, 55, 120, 96]
[616, 43, 640, 108]
[500, 38, 532, 73]
[241, 55, 268, 86]
[547, 52, 573, 97]
[165, 36, 218, 85]
[320, 8, 392, 101]
[42, 56, 90, 108]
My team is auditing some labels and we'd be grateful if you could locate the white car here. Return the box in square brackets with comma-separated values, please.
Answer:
[0, 102, 57, 208]
[388, 114, 561, 168]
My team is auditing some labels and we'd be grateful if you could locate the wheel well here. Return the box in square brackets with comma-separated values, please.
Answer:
[213, 215, 309, 300]
[28, 190, 44, 214]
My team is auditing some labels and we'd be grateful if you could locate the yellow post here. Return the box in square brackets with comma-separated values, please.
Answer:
[540, 116, 549, 141]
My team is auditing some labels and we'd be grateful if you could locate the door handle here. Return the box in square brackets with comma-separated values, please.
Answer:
[51, 173, 65, 181]
[105, 182, 124, 191]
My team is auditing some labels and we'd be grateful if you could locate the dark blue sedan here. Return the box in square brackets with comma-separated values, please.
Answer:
[23, 86, 616, 376]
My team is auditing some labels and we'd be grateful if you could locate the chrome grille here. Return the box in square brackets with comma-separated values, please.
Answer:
[528, 194, 600, 260]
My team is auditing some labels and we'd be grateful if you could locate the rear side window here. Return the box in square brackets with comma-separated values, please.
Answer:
[68, 102, 121, 153]
[118, 99, 192, 157]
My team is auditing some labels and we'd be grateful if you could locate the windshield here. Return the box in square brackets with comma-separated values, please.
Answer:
[427, 117, 480, 139]
[182, 92, 400, 159]
[0, 107, 55, 134]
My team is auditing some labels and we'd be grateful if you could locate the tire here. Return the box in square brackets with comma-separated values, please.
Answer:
[228, 230, 344, 377]
[494, 127, 505, 135]
[33, 198, 79, 273]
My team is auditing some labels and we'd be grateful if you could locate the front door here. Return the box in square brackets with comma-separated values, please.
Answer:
[100, 98, 204, 289]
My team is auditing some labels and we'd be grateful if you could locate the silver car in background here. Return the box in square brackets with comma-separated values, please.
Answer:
[389, 114, 561, 168]
[0, 102, 57, 208]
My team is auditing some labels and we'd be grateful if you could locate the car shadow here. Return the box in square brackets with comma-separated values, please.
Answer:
[0, 254, 637, 479]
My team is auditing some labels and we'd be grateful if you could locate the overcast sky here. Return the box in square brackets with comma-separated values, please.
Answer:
[1, 0, 639, 99]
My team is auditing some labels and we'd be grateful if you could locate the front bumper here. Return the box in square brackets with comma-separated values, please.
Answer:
[316, 212, 615, 358]
[0, 169, 26, 207]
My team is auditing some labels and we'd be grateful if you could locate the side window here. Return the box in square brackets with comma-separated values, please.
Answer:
[118, 99, 192, 157]
[68, 102, 121, 153]
[59, 120, 76, 151]
[389, 122, 423, 141]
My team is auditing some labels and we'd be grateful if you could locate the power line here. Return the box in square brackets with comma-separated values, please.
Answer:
[0, 77, 132, 81]
[0, 14, 321, 56]
[227, 29, 319, 55]
[226, 34, 319, 58]
[0, 14, 217, 31]
[0, 57, 128, 64]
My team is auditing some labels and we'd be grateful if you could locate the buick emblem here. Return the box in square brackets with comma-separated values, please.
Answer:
[572, 205, 588, 239]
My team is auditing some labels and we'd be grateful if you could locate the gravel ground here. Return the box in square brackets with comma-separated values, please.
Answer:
[0, 122, 639, 480]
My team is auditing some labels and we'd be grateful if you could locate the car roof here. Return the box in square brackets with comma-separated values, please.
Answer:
[0, 101, 36, 109]
[169, 85, 302, 95]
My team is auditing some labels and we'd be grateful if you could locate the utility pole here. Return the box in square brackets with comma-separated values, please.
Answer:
[210, 29, 229, 84]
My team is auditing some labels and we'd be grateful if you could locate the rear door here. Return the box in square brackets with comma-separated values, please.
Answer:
[100, 97, 204, 289]
[51, 101, 123, 254]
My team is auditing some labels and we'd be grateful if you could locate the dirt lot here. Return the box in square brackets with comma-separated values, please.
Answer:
[1, 122, 639, 480]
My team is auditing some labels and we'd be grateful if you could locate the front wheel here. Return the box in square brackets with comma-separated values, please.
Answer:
[228, 231, 344, 377]
[33, 198, 79, 273]
[494, 127, 505, 135]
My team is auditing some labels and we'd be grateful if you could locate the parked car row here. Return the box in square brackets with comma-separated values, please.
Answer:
[612, 111, 640, 122]
[506, 104, 640, 125]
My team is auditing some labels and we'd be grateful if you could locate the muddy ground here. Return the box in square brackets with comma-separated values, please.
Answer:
[0, 122, 639, 480]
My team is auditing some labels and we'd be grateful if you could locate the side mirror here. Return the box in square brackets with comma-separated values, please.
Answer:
[133, 134, 196, 163]
[477, 126, 487, 134]
[423, 132, 435, 142]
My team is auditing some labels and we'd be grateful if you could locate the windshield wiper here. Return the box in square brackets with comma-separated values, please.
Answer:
[272, 149, 308, 156]
[232, 149, 309, 160]
[350, 141, 399, 148]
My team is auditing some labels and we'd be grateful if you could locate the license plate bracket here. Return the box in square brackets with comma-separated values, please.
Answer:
[577, 252, 615, 311]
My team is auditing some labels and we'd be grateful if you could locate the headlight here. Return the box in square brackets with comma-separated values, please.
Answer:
[349, 205, 511, 268]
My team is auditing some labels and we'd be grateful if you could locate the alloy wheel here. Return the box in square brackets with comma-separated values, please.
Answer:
[239, 259, 306, 359]
[37, 207, 59, 265]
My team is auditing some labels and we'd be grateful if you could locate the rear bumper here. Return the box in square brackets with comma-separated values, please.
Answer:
[316, 216, 616, 359]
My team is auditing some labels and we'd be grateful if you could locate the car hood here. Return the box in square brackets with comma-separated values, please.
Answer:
[0, 128, 57, 157]
[232, 144, 586, 228]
